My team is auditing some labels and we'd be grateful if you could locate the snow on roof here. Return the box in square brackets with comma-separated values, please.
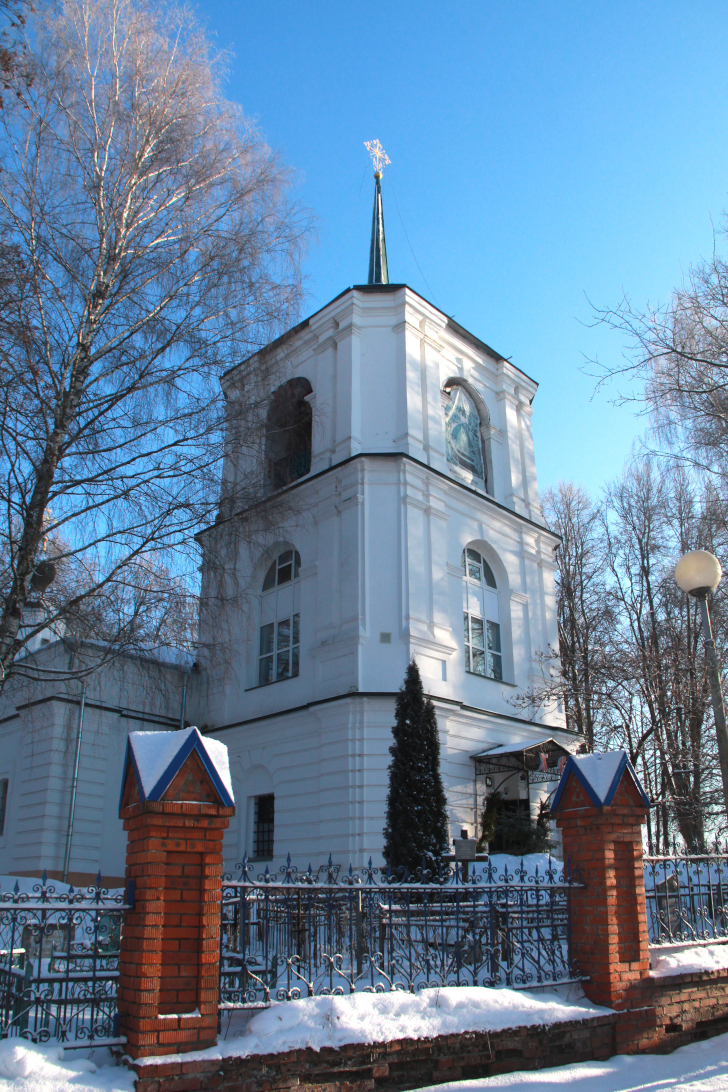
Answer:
[148, 645, 196, 669]
[472, 737, 555, 758]
[123, 726, 234, 808]
[552, 749, 650, 811]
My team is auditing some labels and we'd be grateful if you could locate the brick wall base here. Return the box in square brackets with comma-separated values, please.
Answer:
[128, 967, 728, 1092]
[615, 965, 728, 1054]
[131, 1013, 617, 1092]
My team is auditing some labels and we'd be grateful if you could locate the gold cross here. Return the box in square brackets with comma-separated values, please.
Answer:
[364, 139, 391, 178]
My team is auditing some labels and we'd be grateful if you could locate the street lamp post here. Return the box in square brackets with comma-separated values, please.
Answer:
[675, 550, 728, 816]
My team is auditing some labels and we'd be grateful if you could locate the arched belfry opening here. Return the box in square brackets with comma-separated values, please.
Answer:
[265, 377, 312, 491]
[443, 379, 493, 495]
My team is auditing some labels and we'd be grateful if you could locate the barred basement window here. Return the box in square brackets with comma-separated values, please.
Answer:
[462, 548, 502, 680]
[253, 794, 275, 859]
[0, 779, 7, 836]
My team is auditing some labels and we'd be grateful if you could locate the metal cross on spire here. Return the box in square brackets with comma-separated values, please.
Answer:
[364, 139, 391, 179]
[364, 140, 390, 284]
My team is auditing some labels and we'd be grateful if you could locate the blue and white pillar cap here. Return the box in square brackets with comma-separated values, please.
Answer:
[552, 750, 649, 811]
[120, 726, 234, 809]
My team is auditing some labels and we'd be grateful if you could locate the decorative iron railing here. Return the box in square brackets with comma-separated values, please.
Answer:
[0, 872, 133, 1045]
[643, 848, 728, 946]
[219, 855, 582, 1007]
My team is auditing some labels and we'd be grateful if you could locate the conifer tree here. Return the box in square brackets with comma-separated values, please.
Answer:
[383, 659, 449, 878]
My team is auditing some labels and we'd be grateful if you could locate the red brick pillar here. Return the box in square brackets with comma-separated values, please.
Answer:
[117, 729, 235, 1059]
[552, 753, 651, 1013]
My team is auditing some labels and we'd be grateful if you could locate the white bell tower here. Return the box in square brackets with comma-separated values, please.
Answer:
[190, 149, 572, 869]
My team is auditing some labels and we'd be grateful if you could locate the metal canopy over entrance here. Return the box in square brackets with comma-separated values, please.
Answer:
[472, 737, 572, 786]
[469, 736, 573, 834]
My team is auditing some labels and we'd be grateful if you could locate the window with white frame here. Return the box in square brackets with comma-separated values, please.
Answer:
[259, 549, 301, 685]
[462, 548, 502, 680]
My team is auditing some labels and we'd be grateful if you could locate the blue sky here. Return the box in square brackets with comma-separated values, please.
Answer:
[204, 1, 728, 499]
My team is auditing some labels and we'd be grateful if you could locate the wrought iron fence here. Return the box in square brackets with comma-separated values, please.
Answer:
[643, 847, 728, 946]
[219, 855, 582, 1007]
[0, 872, 133, 1045]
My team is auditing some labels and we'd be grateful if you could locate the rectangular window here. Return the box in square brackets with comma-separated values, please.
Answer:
[253, 794, 275, 859]
[464, 613, 502, 680]
[0, 779, 7, 836]
[259, 614, 300, 685]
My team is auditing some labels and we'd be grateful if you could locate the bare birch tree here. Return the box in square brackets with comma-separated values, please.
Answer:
[542, 483, 614, 749]
[592, 223, 728, 485]
[531, 463, 728, 846]
[601, 463, 725, 848]
[0, 0, 32, 107]
[0, 0, 308, 686]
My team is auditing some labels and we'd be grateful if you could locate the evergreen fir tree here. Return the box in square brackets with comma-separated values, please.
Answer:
[383, 659, 449, 878]
[478, 795, 554, 855]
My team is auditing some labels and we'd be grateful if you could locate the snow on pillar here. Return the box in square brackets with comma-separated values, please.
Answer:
[551, 751, 651, 1011]
[117, 727, 235, 1059]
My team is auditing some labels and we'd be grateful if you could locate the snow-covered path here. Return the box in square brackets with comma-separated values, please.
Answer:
[429, 1031, 728, 1092]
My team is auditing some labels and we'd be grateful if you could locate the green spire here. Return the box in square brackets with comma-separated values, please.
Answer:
[368, 172, 389, 285]
[364, 141, 391, 285]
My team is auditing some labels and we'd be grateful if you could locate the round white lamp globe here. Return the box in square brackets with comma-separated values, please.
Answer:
[674, 550, 722, 596]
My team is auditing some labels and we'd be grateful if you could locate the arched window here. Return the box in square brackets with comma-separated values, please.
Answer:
[259, 548, 301, 685]
[445, 385, 485, 483]
[462, 548, 502, 680]
[265, 378, 312, 491]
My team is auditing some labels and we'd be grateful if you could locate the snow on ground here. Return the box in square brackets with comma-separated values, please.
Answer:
[428, 1029, 728, 1092]
[4, 1003, 728, 1092]
[650, 940, 728, 977]
[473, 853, 563, 879]
[137, 985, 608, 1067]
[0, 875, 72, 896]
[221, 985, 607, 1058]
[0, 1041, 133, 1092]
[0, 875, 123, 899]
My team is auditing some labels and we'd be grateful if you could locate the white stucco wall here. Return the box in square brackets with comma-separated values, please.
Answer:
[0, 644, 187, 885]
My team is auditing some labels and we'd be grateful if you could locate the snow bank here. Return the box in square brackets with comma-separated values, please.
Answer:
[136, 985, 608, 1067]
[427, 1028, 728, 1092]
[470, 853, 563, 881]
[0, 1040, 133, 1091]
[0, 875, 71, 896]
[650, 940, 728, 977]
[0, 875, 123, 899]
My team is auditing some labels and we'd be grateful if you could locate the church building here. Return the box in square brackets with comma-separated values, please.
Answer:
[190, 146, 574, 869]
[0, 148, 576, 885]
